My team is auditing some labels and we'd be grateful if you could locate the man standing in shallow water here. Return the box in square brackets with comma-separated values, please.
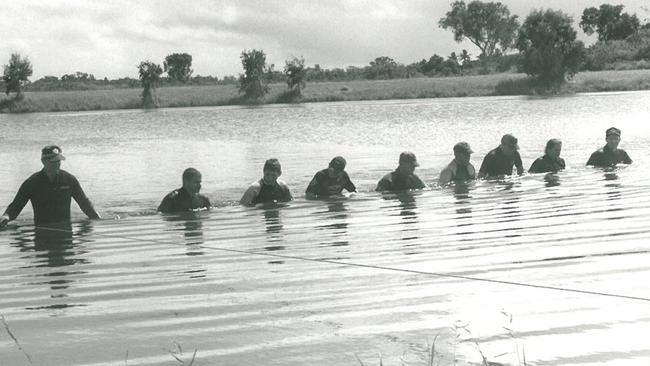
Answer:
[478, 134, 524, 179]
[586, 127, 632, 167]
[439, 142, 476, 186]
[375, 151, 426, 192]
[240, 158, 293, 206]
[0, 145, 100, 228]
[305, 156, 356, 199]
[158, 168, 211, 213]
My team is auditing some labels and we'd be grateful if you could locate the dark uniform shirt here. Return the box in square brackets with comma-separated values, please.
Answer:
[453, 164, 473, 181]
[479, 147, 524, 177]
[306, 169, 356, 197]
[529, 155, 566, 173]
[157, 187, 211, 213]
[375, 171, 426, 192]
[586, 145, 632, 167]
[3, 169, 99, 225]
[252, 179, 292, 205]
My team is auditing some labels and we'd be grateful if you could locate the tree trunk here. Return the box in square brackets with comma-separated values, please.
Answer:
[142, 85, 159, 108]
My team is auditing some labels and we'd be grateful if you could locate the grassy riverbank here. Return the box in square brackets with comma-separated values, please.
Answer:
[2, 69, 650, 113]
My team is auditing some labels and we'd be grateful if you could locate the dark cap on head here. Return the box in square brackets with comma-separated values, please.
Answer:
[328, 156, 347, 172]
[606, 127, 621, 137]
[453, 142, 473, 155]
[263, 158, 282, 174]
[501, 134, 519, 149]
[41, 145, 66, 162]
[399, 151, 419, 166]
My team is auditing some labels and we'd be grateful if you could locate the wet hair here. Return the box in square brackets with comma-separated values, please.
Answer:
[263, 158, 282, 174]
[182, 167, 201, 182]
[545, 139, 562, 155]
[328, 156, 346, 172]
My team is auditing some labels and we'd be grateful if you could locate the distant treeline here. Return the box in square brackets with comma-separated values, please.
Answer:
[21, 30, 650, 93]
[9, 1, 650, 94]
[20, 53, 522, 92]
[21, 73, 235, 92]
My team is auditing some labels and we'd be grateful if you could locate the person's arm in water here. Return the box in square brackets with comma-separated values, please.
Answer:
[375, 174, 392, 192]
[412, 174, 426, 189]
[305, 173, 321, 199]
[586, 151, 601, 166]
[157, 191, 175, 213]
[278, 180, 293, 202]
[514, 152, 524, 175]
[203, 196, 212, 210]
[342, 172, 357, 193]
[71, 177, 101, 219]
[622, 151, 632, 164]
[239, 182, 261, 207]
[439, 166, 453, 186]
[528, 158, 542, 174]
[0, 180, 32, 229]
[477, 154, 492, 179]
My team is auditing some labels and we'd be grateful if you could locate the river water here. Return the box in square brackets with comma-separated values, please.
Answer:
[1, 91, 650, 365]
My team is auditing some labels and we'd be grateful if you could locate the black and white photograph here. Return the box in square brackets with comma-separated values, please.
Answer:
[1, 1, 649, 365]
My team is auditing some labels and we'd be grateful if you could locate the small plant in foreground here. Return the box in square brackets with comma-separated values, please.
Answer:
[164, 341, 197, 366]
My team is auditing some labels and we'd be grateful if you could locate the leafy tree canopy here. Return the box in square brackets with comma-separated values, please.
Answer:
[580, 4, 640, 42]
[137, 60, 163, 108]
[365, 56, 400, 79]
[164, 53, 193, 83]
[3, 53, 33, 95]
[239, 49, 272, 100]
[138, 61, 163, 87]
[439, 0, 520, 57]
[517, 9, 585, 88]
[284, 56, 306, 95]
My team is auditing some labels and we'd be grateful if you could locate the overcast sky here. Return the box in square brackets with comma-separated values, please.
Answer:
[1, 0, 648, 80]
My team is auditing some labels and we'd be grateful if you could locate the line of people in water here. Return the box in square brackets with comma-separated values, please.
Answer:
[0, 126, 632, 227]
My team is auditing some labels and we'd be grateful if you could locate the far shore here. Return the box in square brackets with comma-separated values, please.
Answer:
[2, 69, 650, 113]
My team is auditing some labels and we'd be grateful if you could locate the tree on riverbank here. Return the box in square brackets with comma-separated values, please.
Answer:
[164, 53, 193, 83]
[2, 53, 33, 98]
[516, 9, 585, 90]
[580, 4, 640, 42]
[439, 0, 520, 58]
[239, 49, 272, 101]
[284, 56, 306, 98]
[137, 60, 163, 108]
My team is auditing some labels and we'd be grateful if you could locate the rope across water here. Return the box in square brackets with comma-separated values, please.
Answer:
[20, 221, 650, 304]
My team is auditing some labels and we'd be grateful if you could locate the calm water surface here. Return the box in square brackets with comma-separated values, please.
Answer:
[0, 92, 650, 365]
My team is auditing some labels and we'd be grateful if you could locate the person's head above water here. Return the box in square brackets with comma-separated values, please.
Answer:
[500, 134, 519, 157]
[544, 139, 562, 159]
[327, 156, 346, 177]
[182, 168, 202, 196]
[605, 127, 621, 150]
[263, 158, 282, 184]
[41, 145, 65, 176]
[397, 151, 419, 174]
[453, 142, 473, 166]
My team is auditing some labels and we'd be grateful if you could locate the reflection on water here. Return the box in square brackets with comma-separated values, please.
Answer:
[453, 182, 473, 215]
[316, 200, 350, 248]
[381, 192, 421, 254]
[602, 170, 625, 220]
[1, 94, 650, 366]
[161, 213, 207, 279]
[261, 207, 286, 264]
[14, 221, 93, 312]
[544, 173, 561, 187]
[263, 208, 284, 245]
[162, 213, 206, 256]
